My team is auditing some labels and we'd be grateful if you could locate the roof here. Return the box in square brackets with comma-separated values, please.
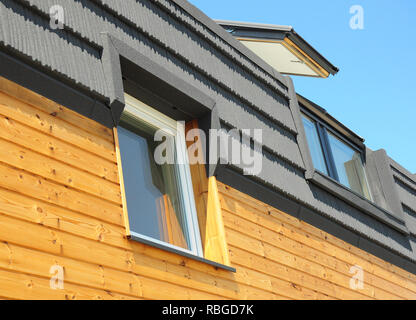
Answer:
[216, 20, 339, 77]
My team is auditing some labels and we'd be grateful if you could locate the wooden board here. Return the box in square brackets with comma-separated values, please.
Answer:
[0, 78, 415, 300]
[185, 119, 231, 266]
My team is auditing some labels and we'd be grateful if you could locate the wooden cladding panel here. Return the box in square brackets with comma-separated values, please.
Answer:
[0, 77, 415, 299]
[0, 114, 119, 183]
[218, 182, 416, 300]
[0, 78, 114, 143]
[0, 91, 116, 162]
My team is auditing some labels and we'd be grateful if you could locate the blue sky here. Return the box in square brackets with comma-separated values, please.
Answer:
[189, 0, 416, 173]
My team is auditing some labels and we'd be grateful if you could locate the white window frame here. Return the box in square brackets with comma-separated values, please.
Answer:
[121, 93, 203, 257]
[300, 109, 373, 201]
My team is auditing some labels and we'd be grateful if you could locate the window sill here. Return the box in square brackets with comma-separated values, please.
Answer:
[307, 170, 409, 235]
[129, 234, 236, 273]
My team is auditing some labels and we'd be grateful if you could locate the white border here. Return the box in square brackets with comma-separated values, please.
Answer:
[122, 93, 203, 257]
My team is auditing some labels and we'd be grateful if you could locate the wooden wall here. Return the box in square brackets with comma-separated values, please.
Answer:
[1, 77, 416, 300]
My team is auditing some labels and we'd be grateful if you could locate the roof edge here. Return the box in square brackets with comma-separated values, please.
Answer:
[214, 19, 293, 32]
[288, 30, 339, 75]
[297, 94, 364, 144]
[215, 20, 339, 76]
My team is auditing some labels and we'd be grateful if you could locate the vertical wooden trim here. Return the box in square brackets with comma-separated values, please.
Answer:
[185, 119, 231, 267]
[113, 127, 131, 238]
[206, 176, 231, 266]
[186, 119, 208, 250]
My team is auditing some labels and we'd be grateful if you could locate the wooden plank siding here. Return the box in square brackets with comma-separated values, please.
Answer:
[0, 77, 416, 299]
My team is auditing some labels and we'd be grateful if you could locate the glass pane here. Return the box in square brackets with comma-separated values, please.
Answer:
[118, 120, 191, 251]
[301, 115, 328, 175]
[327, 132, 371, 200]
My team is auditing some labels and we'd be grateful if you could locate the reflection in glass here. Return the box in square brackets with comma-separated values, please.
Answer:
[327, 133, 371, 200]
[117, 119, 191, 250]
[301, 115, 328, 175]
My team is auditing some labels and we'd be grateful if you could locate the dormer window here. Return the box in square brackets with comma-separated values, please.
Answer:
[301, 110, 372, 200]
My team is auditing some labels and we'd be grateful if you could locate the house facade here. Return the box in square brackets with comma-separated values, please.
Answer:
[0, 0, 415, 300]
